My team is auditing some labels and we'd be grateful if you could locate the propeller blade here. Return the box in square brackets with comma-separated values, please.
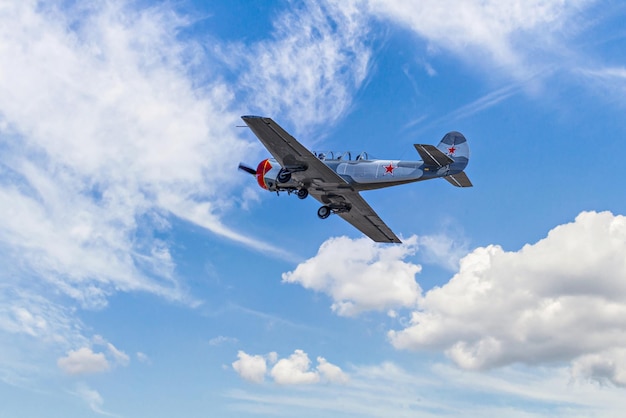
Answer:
[238, 163, 256, 176]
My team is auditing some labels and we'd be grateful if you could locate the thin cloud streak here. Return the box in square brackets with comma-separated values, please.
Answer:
[226, 360, 626, 417]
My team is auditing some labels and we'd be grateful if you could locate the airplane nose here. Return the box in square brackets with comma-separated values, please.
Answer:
[256, 159, 272, 190]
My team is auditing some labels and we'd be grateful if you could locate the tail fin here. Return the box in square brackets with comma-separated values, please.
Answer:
[438, 131, 472, 187]
[437, 131, 469, 167]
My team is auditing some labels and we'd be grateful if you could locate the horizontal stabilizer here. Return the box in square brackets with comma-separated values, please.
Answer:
[444, 171, 473, 187]
[414, 144, 453, 167]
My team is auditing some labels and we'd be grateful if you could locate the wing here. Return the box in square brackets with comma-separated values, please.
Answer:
[242, 115, 348, 186]
[242, 115, 401, 243]
[312, 190, 402, 243]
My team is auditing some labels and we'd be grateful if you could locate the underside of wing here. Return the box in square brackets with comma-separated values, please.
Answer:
[310, 190, 401, 243]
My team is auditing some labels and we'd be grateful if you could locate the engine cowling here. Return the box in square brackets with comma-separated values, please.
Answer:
[255, 159, 280, 191]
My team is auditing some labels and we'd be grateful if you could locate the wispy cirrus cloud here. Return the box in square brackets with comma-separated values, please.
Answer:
[0, 0, 380, 387]
[71, 383, 118, 416]
[364, 0, 593, 78]
[225, 0, 373, 135]
[0, 0, 278, 383]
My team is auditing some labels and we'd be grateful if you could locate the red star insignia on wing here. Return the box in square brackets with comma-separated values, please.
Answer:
[384, 163, 395, 175]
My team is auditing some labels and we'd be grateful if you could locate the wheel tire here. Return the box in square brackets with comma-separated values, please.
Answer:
[317, 205, 331, 219]
[296, 189, 308, 199]
[277, 169, 291, 183]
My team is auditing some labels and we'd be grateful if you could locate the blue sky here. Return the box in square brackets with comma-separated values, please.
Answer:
[2, 0, 626, 416]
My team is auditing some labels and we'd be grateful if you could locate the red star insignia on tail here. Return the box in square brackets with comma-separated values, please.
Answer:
[448, 146, 456, 156]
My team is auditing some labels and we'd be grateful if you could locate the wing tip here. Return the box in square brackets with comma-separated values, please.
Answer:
[372, 235, 402, 244]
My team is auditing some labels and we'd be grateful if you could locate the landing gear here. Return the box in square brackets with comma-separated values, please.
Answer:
[296, 188, 309, 199]
[317, 202, 352, 219]
[317, 205, 331, 219]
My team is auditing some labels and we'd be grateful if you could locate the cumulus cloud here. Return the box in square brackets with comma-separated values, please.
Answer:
[271, 350, 320, 385]
[233, 350, 347, 385]
[282, 236, 422, 316]
[389, 211, 626, 387]
[57, 347, 110, 376]
[571, 348, 626, 387]
[317, 356, 349, 384]
[232, 351, 272, 384]
[57, 335, 129, 375]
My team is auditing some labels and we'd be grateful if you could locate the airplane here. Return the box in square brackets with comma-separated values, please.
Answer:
[239, 115, 472, 243]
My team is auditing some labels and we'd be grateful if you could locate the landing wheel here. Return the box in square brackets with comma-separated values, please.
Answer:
[317, 205, 331, 219]
[277, 169, 291, 183]
[296, 188, 309, 199]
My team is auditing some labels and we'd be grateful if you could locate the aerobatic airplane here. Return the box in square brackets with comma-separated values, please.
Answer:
[239, 116, 472, 243]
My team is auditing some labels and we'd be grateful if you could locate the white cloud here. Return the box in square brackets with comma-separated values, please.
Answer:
[105, 342, 130, 367]
[72, 383, 115, 416]
[577, 66, 626, 99]
[209, 335, 239, 346]
[57, 347, 110, 376]
[317, 356, 349, 384]
[227, 360, 626, 417]
[271, 350, 320, 385]
[231, 0, 372, 134]
[93, 335, 130, 367]
[0, 0, 310, 383]
[581, 66, 626, 80]
[282, 236, 422, 316]
[232, 351, 271, 384]
[389, 211, 626, 387]
[0, 0, 382, 388]
[56, 335, 130, 376]
[136, 352, 151, 364]
[233, 350, 347, 385]
[364, 0, 591, 76]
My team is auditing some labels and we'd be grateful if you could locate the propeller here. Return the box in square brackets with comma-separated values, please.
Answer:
[238, 163, 256, 176]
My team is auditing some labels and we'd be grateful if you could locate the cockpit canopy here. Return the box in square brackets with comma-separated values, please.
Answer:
[313, 151, 372, 161]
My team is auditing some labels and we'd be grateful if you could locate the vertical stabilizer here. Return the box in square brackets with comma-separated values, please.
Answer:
[437, 131, 469, 173]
